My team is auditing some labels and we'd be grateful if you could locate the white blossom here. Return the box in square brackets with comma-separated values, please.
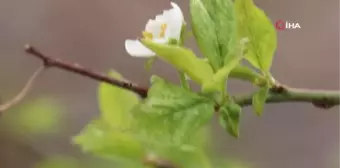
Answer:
[125, 2, 184, 57]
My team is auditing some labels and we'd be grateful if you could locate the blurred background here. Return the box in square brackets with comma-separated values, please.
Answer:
[0, 0, 339, 168]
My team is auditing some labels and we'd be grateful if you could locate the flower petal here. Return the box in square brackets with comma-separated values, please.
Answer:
[125, 40, 155, 57]
[165, 2, 184, 40]
[145, 19, 162, 38]
[170, 2, 184, 21]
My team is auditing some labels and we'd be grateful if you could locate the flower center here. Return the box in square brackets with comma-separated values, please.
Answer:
[143, 31, 153, 40]
[142, 23, 168, 40]
[159, 23, 167, 38]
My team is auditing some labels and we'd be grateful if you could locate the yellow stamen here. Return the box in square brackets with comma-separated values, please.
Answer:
[143, 31, 153, 40]
[159, 24, 167, 38]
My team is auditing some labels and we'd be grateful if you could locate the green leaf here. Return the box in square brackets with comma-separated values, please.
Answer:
[98, 70, 139, 129]
[6, 98, 63, 134]
[234, 0, 277, 72]
[229, 65, 263, 83]
[132, 76, 215, 147]
[252, 86, 269, 116]
[201, 38, 250, 92]
[205, 0, 237, 65]
[191, 125, 211, 150]
[190, 0, 220, 70]
[73, 119, 143, 161]
[140, 39, 214, 84]
[202, 56, 242, 92]
[190, 0, 237, 71]
[218, 102, 242, 138]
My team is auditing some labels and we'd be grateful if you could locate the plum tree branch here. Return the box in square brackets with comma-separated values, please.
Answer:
[25, 44, 340, 109]
[234, 87, 340, 109]
[24, 44, 148, 98]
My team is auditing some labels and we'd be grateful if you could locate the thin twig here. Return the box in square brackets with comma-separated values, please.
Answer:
[24, 44, 148, 98]
[0, 65, 45, 112]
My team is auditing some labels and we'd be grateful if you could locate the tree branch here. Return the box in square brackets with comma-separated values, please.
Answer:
[24, 44, 148, 98]
[234, 87, 340, 109]
[24, 45, 340, 109]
